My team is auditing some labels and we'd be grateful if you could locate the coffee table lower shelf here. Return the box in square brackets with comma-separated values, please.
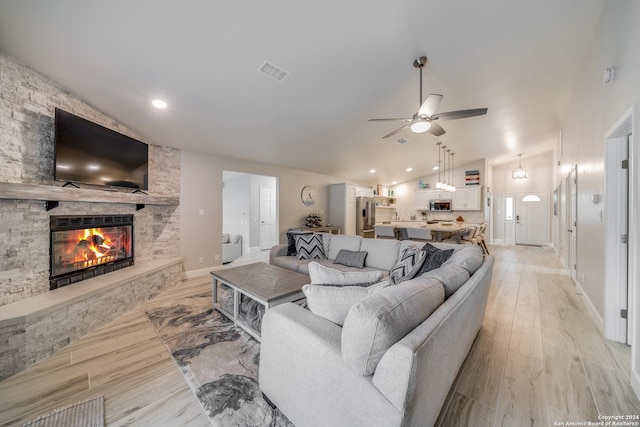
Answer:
[211, 266, 307, 342]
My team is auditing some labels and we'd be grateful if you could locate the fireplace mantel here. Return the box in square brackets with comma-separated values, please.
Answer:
[0, 182, 179, 206]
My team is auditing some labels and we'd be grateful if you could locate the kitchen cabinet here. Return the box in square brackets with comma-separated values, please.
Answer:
[415, 189, 453, 209]
[329, 183, 373, 235]
[453, 186, 482, 211]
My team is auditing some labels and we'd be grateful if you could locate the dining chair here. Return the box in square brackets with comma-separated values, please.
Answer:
[477, 223, 490, 254]
[406, 227, 432, 242]
[374, 225, 396, 239]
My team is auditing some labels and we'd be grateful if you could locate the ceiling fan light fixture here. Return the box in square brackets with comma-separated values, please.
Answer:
[410, 120, 431, 133]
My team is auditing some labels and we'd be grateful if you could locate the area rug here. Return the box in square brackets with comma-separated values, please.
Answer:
[22, 395, 104, 427]
[144, 290, 293, 427]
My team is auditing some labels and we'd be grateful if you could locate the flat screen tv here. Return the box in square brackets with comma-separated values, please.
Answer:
[54, 108, 149, 190]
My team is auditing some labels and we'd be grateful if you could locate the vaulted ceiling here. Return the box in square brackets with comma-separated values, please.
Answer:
[0, 0, 604, 185]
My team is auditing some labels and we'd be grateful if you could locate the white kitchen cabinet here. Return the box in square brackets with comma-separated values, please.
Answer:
[415, 189, 454, 209]
[453, 186, 482, 211]
[330, 183, 370, 235]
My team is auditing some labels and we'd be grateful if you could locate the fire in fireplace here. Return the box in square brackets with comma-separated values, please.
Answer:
[50, 215, 134, 290]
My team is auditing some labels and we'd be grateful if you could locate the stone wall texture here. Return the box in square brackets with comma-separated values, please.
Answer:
[0, 52, 181, 306]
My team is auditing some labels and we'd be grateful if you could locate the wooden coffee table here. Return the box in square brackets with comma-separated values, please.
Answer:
[210, 262, 309, 341]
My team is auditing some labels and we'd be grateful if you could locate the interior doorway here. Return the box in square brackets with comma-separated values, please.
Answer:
[223, 171, 279, 257]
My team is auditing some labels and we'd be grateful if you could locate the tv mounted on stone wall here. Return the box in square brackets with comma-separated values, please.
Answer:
[54, 108, 149, 190]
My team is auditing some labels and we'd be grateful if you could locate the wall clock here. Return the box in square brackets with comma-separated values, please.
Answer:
[301, 186, 317, 206]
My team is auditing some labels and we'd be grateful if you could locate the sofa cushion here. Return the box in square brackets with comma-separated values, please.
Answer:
[422, 264, 470, 298]
[334, 250, 368, 268]
[326, 235, 362, 260]
[442, 245, 484, 275]
[286, 230, 313, 256]
[417, 243, 455, 275]
[389, 245, 427, 285]
[298, 259, 385, 276]
[295, 233, 327, 260]
[308, 262, 383, 285]
[272, 256, 309, 273]
[359, 238, 401, 271]
[341, 278, 445, 376]
[302, 280, 391, 326]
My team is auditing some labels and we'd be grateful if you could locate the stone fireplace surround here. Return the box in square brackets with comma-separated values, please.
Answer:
[0, 53, 183, 379]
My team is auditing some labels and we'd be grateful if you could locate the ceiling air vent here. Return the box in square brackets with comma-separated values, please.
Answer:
[397, 138, 408, 144]
[258, 60, 289, 81]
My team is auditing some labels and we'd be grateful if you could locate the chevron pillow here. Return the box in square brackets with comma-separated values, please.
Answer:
[389, 245, 427, 284]
[295, 233, 326, 260]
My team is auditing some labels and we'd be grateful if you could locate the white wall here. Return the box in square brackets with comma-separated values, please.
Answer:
[491, 151, 554, 242]
[180, 151, 345, 275]
[559, 1, 640, 319]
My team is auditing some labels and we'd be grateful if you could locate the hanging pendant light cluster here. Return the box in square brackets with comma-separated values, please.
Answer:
[435, 142, 456, 192]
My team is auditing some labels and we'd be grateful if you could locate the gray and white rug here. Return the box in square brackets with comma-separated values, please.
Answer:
[144, 291, 293, 427]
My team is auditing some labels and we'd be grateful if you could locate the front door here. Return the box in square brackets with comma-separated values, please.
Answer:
[515, 192, 549, 246]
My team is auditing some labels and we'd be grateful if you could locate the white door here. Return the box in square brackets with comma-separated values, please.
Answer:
[515, 192, 549, 246]
[568, 168, 578, 281]
[260, 187, 278, 250]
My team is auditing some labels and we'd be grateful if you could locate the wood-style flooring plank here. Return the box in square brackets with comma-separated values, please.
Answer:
[456, 319, 511, 409]
[438, 392, 496, 427]
[543, 341, 599, 421]
[495, 351, 548, 427]
[583, 360, 640, 417]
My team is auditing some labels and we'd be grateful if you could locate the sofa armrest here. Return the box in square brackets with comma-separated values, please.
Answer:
[269, 244, 288, 265]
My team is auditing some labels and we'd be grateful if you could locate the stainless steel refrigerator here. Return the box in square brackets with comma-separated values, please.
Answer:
[356, 196, 376, 238]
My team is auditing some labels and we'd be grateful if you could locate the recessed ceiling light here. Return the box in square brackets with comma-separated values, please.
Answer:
[87, 164, 100, 171]
[152, 99, 168, 109]
[369, 169, 376, 174]
[392, 181, 398, 185]
[406, 167, 413, 172]
[433, 166, 439, 170]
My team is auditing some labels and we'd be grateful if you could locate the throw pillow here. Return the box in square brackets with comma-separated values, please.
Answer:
[308, 262, 382, 285]
[341, 277, 445, 376]
[222, 233, 231, 244]
[302, 280, 391, 326]
[389, 245, 427, 284]
[333, 250, 368, 268]
[286, 230, 312, 256]
[417, 243, 455, 275]
[295, 233, 326, 260]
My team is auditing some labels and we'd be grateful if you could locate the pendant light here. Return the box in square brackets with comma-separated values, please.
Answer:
[450, 152, 456, 192]
[441, 145, 448, 190]
[435, 142, 443, 189]
[512, 154, 528, 179]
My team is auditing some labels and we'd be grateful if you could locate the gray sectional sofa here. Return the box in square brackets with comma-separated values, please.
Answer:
[260, 233, 494, 427]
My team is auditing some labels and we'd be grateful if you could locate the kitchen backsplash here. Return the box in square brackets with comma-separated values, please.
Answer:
[376, 206, 485, 224]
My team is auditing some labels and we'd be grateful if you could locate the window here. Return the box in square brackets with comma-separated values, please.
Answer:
[522, 195, 541, 202]
[505, 196, 514, 220]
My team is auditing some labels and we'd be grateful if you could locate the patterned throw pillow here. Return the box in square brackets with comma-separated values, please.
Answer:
[295, 233, 326, 260]
[418, 243, 455, 275]
[389, 245, 427, 284]
[286, 231, 312, 256]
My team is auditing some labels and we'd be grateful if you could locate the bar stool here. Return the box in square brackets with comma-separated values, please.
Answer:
[374, 225, 396, 239]
[406, 227, 432, 242]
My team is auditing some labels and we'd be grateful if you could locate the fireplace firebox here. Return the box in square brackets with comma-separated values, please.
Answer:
[50, 215, 134, 290]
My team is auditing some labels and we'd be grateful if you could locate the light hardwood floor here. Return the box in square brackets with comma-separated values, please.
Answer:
[1, 245, 639, 426]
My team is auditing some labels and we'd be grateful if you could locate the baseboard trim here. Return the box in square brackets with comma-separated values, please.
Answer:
[632, 369, 640, 401]
[574, 279, 604, 335]
[182, 265, 222, 280]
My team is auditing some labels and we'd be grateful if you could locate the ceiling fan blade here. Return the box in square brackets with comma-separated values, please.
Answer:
[368, 118, 412, 122]
[382, 124, 411, 139]
[427, 122, 446, 137]
[434, 108, 488, 121]
[417, 94, 443, 117]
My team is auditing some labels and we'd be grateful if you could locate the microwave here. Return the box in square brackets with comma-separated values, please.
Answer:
[429, 199, 452, 211]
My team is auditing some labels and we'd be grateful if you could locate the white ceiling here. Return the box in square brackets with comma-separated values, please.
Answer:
[0, 0, 604, 186]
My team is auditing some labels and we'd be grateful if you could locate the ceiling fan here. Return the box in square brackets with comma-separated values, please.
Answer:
[369, 56, 488, 139]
